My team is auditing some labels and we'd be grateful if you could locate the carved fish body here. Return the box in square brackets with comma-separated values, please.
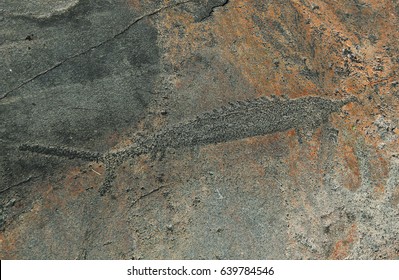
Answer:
[19, 95, 357, 194]
[138, 96, 354, 154]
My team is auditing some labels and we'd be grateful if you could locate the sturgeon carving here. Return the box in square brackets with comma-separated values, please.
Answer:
[19, 95, 357, 194]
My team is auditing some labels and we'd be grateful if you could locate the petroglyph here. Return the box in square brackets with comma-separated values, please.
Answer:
[19, 95, 357, 194]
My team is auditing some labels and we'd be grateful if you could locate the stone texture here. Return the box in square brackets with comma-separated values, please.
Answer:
[0, 0, 398, 259]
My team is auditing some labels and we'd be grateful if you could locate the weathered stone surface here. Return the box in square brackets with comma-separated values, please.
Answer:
[0, 0, 398, 259]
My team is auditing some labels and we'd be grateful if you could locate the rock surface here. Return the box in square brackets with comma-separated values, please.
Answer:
[0, 0, 398, 259]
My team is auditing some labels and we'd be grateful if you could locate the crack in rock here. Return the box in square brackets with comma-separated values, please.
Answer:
[198, 0, 229, 22]
[0, 0, 192, 101]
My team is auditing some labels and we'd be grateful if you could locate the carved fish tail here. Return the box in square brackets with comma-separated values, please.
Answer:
[98, 144, 142, 195]
[99, 166, 116, 196]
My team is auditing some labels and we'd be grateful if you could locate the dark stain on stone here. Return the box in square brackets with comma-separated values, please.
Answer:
[0, 19, 160, 191]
